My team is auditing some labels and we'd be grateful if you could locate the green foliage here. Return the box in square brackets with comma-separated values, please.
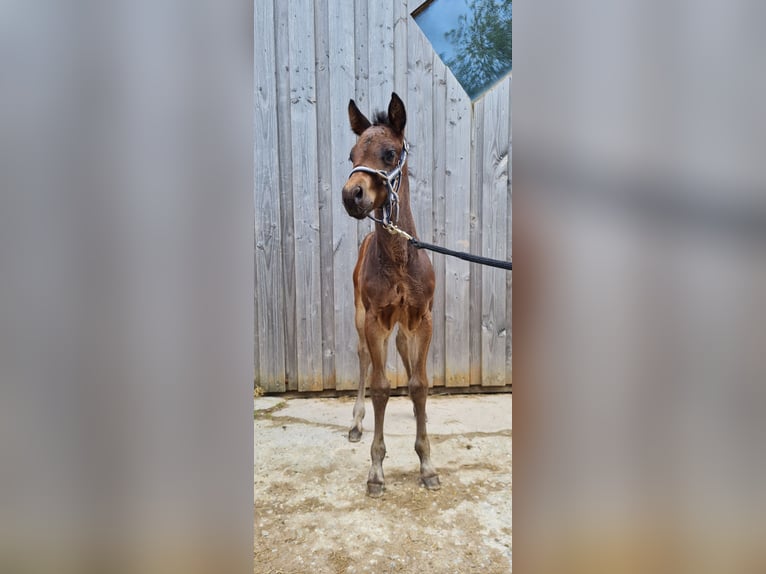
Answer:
[444, 0, 512, 99]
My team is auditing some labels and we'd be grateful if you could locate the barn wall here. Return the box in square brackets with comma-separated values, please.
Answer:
[255, 0, 512, 392]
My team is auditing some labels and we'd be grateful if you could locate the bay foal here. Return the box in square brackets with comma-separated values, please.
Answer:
[341, 93, 440, 497]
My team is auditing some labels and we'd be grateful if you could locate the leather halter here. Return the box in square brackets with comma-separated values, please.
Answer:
[348, 140, 409, 228]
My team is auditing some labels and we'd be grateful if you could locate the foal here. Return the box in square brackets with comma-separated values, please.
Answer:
[341, 93, 440, 497]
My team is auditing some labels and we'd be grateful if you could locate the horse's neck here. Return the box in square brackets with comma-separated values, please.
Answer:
[373, 175, 416, 264]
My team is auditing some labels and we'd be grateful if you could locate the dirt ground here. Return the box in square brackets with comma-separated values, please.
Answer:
[254, 393, 512, 574]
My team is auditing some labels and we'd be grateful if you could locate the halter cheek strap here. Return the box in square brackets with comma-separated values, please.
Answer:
[348, 140, 409, 228]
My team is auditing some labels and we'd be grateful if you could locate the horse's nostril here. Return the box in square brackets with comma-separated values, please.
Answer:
[342, 184, 369, 219]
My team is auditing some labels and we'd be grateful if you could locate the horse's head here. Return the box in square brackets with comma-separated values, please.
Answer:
[342, 92, 407, 220]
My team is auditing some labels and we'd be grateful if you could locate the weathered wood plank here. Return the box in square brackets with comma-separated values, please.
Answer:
[314, 0, 337, 390]
[353, 0, 370, 110]
[430, 58, 447, 387]
[407, 23, 436, 386]
[254, 241, 261, 390]
[274, 0, 298, 391]
[367, 0, 394, 114]
[254, 0, 285, 392]
[394, 0, 408, 96]
[480, 81, 510, 386]
[469, 97, 484, 387]
[354, 0, 370, 251]
[443, 71, 472, 387]
[330, 0, 361, 391]
[506, 75, 513, 383]
[407, 23, 434, 251]
[289, 0, 323, 391]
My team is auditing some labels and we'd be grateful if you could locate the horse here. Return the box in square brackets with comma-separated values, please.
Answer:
[341, 92, 440, 497]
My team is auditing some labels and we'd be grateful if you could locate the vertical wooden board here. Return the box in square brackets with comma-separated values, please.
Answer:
[274, 0, 298, 391]
[353, 0, 369, 110]
[393, 0, 408, 96]
[392, 7, 409, 390]
[253, 243, 260, 389]
[329, 0, 361, 391]
[254, 0, 286, 392]
[254, 9, 263, 391]
[443, 72, 472, 387]
[469, 98, 484, 387]
[289, 0, 323, 391]
[314, 0, 337, 390]
[253, 5, 264, 391]
[480, 81, 510, 387]
[406, 23, 436, 387]
[406, 24, 434, 247]
[353, 0, 370, 249]
[253, 237, 260, 390]
[430, 58, 448, 387]
[506, 75, 513, 382]
[367, 0, 394, 114]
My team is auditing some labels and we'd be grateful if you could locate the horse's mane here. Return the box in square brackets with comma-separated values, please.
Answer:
[372, 111, 389, 126]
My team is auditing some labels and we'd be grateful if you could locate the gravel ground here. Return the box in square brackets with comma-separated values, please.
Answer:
[254, 393, 512, 573]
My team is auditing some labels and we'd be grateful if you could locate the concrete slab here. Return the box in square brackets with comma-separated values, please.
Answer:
[254, 392, 512, 572]
[253, 396, 285, 412]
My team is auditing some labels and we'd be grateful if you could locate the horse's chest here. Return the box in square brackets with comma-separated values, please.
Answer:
[390, 283, 408, 307]
[384, 283, 427, 329]
[364, 279, 420, 331]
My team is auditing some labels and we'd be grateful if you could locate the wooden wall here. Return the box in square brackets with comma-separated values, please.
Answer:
[254, 0, 511, 393]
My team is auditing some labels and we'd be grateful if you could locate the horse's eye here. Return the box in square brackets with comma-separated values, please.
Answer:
[384, 149, 397, 164]
[348, 153, 353, 163]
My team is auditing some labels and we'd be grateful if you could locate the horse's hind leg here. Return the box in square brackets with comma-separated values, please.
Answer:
[407, 311, 440, 490]
[396, 328, 412, 380]
[349, 296, 370, 442]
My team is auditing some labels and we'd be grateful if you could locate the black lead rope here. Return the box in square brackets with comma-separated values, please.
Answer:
[353, 140, 511, 270]
[408, 237, 512, 270]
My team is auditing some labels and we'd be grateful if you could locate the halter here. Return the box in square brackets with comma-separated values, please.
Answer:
[348, 140, 409, 229]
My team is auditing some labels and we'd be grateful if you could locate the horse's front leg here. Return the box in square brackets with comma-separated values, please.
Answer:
[349, 345, 369, 442]
[407, 311, 440, 490]
[349, 298, 370, 442]
[365, 311, 392, 497]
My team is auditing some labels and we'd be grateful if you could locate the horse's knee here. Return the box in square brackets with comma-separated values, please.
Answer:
[370, 370, 390, 391]
[408, 376, 427, 398]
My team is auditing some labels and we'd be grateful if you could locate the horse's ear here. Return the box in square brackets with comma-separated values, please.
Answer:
[388, 92, 406, 136]
[348, 99, 371, 136]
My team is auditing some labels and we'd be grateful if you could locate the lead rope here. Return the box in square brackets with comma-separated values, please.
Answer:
[350, 141, 512, 270]
[381, 223, 512, 271]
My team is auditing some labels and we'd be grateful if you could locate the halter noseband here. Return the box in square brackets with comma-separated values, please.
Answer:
[348, 140, 409, 228]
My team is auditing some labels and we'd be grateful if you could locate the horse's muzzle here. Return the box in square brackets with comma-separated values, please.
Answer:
[342, 183, 373, 219]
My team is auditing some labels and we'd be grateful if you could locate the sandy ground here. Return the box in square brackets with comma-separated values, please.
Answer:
[254, 393, 512, 574]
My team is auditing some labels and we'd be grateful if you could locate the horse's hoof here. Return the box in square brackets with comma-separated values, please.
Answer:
[366, 482, 385, 498]
[348, 427, 362, 442]
[421, 475, 441, 491]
